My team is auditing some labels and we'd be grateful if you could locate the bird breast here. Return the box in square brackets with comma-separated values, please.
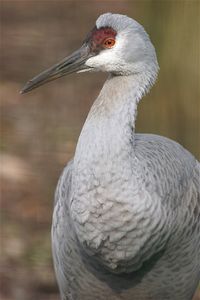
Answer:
[70, 152, 167, 273]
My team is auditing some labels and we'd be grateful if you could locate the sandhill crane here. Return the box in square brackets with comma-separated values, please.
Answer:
[21, 13, 200, 300]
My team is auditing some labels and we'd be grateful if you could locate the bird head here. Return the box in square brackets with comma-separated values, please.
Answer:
[21, 13, 159, 94]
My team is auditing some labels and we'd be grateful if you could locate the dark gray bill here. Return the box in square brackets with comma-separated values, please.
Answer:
[21, 44, 92, 94]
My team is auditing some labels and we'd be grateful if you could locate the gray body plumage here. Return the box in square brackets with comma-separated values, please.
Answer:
[50, 13, 200, 300]
[52, 135, 200, 300]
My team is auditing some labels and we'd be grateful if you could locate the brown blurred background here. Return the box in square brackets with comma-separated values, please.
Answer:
[0, 1, 199, 299]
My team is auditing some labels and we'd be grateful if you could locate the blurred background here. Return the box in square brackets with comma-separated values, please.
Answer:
[1, 0, 199, 299]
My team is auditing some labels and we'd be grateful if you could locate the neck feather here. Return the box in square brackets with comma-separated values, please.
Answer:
[74, 72, 155, 164]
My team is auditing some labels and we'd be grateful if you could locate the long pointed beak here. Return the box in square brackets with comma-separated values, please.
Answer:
[21, 44, 92, 94]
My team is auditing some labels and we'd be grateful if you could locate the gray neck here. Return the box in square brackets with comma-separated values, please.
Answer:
[74, 73, 151, 168]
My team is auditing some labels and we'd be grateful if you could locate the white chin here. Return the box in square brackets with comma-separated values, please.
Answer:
[77, 67, 94, 74]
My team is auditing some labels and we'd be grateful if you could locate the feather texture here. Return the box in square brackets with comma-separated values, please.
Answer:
[51, 13, 200, 300]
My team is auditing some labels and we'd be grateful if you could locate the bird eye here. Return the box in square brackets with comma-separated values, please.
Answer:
[103, 38, 115, 49]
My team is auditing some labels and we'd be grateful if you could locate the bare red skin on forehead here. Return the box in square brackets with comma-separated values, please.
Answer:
[84, 26, 117, 54]
[91, 27, 116, 44]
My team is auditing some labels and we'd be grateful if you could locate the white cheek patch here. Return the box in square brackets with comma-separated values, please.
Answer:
[86, 49, 116, 71]
[85, 33, 126, 72]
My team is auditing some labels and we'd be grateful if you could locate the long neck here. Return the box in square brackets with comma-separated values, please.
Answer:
[74, 73, 151, 168]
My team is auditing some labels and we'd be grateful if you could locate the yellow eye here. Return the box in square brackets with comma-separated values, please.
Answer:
[103, 38, 116, 48]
